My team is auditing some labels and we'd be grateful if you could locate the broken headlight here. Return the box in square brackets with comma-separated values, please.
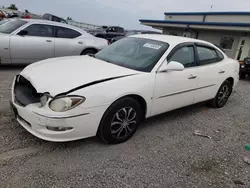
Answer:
[49, 96, 85, 112]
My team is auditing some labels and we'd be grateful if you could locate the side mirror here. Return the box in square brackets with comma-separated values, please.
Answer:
[158, 60, 184, 72]
[18, 30, 28, 36]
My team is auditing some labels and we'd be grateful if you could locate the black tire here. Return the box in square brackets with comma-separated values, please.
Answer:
[210, 80, 233, 108]
[98, 97, 142, 144]
[239, 72, 246, 80]
[80, 49, 97, 56]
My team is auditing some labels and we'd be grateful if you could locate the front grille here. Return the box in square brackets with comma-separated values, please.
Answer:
[14, 75, 41, 107]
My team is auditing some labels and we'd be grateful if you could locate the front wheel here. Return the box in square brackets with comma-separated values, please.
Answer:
[98, 97, 142, 144]
[210, 80, 232, 108]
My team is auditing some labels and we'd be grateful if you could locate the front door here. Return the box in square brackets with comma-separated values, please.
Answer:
[152, 44, 199, 116]
[235, 37, 250, 61]
[10, 24, 54, 64]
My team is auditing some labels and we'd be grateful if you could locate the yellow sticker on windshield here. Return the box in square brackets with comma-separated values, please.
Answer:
[143, 43, 162, 50]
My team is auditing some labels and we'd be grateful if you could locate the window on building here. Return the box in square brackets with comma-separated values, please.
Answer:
[169, 32, 178, 36]
[220, 36, 234, 50]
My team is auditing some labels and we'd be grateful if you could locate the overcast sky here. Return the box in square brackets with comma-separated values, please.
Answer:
[1, 0, 250, 29]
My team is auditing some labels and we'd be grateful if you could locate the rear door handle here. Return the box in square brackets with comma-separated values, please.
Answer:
[188, 75, 197, 79]
[78, 41, 83, 44]
[46, 40, 52, 42]
[219, 70, 225, 74]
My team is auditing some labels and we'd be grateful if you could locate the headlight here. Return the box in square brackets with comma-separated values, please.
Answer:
[49, 96, 85, 112]
[241, 64, 245, 68]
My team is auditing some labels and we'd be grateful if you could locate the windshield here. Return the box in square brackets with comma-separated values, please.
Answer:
[0, 19, 9, 26]
[0, 20, 27, 34]
[95, 37, 169, 72]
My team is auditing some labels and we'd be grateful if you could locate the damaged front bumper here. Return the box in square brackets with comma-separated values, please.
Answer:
[10, 76, 108, 142]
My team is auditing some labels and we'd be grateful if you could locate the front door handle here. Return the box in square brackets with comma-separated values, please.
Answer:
[46, 40, 52, 42]
[219, 70, 225, 74]
[188, 75, 197, 79]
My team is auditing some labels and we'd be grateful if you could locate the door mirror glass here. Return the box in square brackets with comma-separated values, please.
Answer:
[158, 60, 184, 72]
[18, 30, 28, 36]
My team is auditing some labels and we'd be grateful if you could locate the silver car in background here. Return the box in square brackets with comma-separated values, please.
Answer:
[0, 19, 108, 65]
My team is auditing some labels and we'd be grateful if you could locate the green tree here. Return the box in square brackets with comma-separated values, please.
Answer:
[7, 4, 18, 10]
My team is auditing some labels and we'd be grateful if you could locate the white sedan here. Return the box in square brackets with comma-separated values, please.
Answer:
[10, 35, 239, 144]
[0, 19, 108, 65]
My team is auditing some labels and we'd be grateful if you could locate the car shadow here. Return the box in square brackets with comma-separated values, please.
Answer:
[42, 102, 209, 151]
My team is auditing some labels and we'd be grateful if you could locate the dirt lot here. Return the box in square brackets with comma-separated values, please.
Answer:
[0, 66, 250, 188]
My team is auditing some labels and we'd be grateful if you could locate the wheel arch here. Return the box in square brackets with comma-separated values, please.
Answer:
[80, 48, 98, 55]
[225, 77, 234, 87]
[99, 94, 148, 128]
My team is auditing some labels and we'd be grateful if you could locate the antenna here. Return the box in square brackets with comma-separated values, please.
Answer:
[210, 5, 214, 11]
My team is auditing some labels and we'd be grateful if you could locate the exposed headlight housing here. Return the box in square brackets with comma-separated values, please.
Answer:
[49, 96, 85, 112]
[40, 92, 51, 107]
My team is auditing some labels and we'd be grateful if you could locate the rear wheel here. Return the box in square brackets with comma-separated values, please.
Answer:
[98, 97, 142, 144]
[239, 72, 246, 80]
[210, 80, 232, 108]
[80, 49, 98, 56]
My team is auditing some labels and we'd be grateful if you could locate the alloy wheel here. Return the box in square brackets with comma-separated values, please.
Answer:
[110, 107, 137, 139]
[217, 85, 230, 106]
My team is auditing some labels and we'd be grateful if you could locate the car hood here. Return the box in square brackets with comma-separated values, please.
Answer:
[20, 56, 140, 96]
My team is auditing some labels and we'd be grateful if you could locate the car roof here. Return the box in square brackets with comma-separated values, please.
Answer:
[131, 34, 213, 46]
[20, 19, 70, 27]
[19, 18, 85, 33]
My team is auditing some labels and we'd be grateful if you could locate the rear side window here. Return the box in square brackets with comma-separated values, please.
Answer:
[197, 46, 218, 65]
[22, 24, 53, 37]
[55, 26, 81, 39]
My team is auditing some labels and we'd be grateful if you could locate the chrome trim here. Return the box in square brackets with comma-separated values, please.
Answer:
[33, 112, 90, 119]
[158, 84, 216, 99]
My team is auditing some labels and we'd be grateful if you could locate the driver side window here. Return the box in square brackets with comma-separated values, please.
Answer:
[169, 46, 195, 68]
[23, 24, 53, 37]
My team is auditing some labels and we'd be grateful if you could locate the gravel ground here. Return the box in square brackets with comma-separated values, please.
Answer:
[0, 66, 250, 188]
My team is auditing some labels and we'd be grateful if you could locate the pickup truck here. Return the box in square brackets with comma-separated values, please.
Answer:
[92, 26, 126, 42]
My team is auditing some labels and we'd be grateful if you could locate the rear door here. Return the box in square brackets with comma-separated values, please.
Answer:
[54, 26, 82, 57]
[10, 24, 54, 64]
[193, 44, 222, 103]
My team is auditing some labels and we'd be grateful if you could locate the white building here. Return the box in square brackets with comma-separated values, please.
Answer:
[140, 11, 250, 60]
